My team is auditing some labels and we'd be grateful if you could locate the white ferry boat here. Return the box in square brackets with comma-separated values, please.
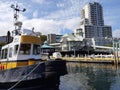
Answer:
[0, 4, 67, 90]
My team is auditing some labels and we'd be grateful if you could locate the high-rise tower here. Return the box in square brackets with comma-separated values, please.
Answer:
[80, 2, 112, 46]
[81, 2, 104, 26]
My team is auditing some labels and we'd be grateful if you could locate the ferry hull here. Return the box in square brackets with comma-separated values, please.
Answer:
[0, 60, 67, 90]
[0, 76, 60, 90]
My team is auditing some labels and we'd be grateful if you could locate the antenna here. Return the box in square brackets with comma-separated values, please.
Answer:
[11, 4, 26, 35]
[11, 4, 26, 22]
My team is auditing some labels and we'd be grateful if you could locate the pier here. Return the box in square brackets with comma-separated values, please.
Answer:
[62, 54, 120, 64]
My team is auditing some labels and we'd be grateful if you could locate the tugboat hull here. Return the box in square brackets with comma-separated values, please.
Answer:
[0, 60, 67, 90]
[0, 77, 60, 90]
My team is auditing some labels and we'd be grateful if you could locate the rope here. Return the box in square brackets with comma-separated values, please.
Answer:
[8, 62, 42, 90]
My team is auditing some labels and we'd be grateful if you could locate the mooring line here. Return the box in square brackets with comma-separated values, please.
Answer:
[8, 62, 42, 90]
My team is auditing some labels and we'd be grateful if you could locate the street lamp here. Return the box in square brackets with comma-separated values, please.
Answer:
[73, 46, 76, 57]
[72, 45, 76, 57]
[113, 38, 119, 65]
[87, 42, 90, 56]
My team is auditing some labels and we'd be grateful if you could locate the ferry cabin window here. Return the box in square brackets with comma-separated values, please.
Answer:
[9, 48, 12, 57]
[14, 45, 19, 55]
[1, 48, 8, 59]
[1, 50, 4, 59]
[19, 44, 31, 55]
[33, 45, 40, 55]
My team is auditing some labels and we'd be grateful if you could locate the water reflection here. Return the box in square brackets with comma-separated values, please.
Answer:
[60, 62, 120, 90]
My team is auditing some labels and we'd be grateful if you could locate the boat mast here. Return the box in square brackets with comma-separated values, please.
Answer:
[11, 4, 26, 35]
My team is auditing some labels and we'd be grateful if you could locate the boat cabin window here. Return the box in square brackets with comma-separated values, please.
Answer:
[9, 48, 12, 57]
[14, 45, 19, 55]
[1, 48, 8, 59]
[33, 44, 40, 55]
[19, 44, 31, 55]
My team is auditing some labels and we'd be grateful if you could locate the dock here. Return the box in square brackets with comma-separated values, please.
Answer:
[62, 57, 120, 64]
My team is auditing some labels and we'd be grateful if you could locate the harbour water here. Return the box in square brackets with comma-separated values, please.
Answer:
[59, 62, 120, 90]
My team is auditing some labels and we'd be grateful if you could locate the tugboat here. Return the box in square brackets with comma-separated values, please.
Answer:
[0, 4, 67, 90]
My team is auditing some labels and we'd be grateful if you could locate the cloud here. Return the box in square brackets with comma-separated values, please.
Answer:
[31, 0, 44, 4]
[0, 0, 81, 36]
[63, 17, 80, 30]
[0, 0, 120, 38]
[0, 22, 14, 36]
[0, 1, 14, 36]
[33, 10, 39, 18]
[0, 1, 13, 22]
[112, 29, 120, 38]
[56, 3, 65, 8]
[43, 0, 83, 19]
[23, 19, 61, 35]
[22, 17, 80, 35]
[0, 1, 27, 36]
[42, 0, 95, 20]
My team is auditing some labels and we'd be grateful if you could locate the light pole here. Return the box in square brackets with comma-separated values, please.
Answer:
[73, 46, 76, 57]
[87, 42, 90, 56]
[113, 38, 119, 65]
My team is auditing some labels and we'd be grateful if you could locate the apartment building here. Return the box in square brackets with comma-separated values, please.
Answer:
[80, 2, 112, 45]
[47, 2, 113, 52]
[47, 34, 62, 44]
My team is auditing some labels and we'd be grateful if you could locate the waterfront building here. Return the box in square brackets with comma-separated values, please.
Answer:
[47, 34, 56, 44]
[85, 37, 112, 48]
[60, 29, 84, 51]
[0, 36, 7, 43]
[47, 34, 62, 44]
[56, 35, 63, 43]
[80, 2, 112, 46]
[47, 2, 113, 52]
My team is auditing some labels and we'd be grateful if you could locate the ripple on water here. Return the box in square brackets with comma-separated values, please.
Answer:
[60, 73, 93, 90]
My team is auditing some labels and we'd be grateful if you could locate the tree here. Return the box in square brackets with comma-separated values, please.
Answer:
[40, 35, 47, 44]
[106, 44, 113, 47]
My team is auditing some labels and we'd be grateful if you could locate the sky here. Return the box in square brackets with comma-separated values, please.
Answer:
[0, 0, 120, 37]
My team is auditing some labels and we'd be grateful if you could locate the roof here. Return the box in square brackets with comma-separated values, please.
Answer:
[60, 33, 83, 42]
[41, 41, 54, 48]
